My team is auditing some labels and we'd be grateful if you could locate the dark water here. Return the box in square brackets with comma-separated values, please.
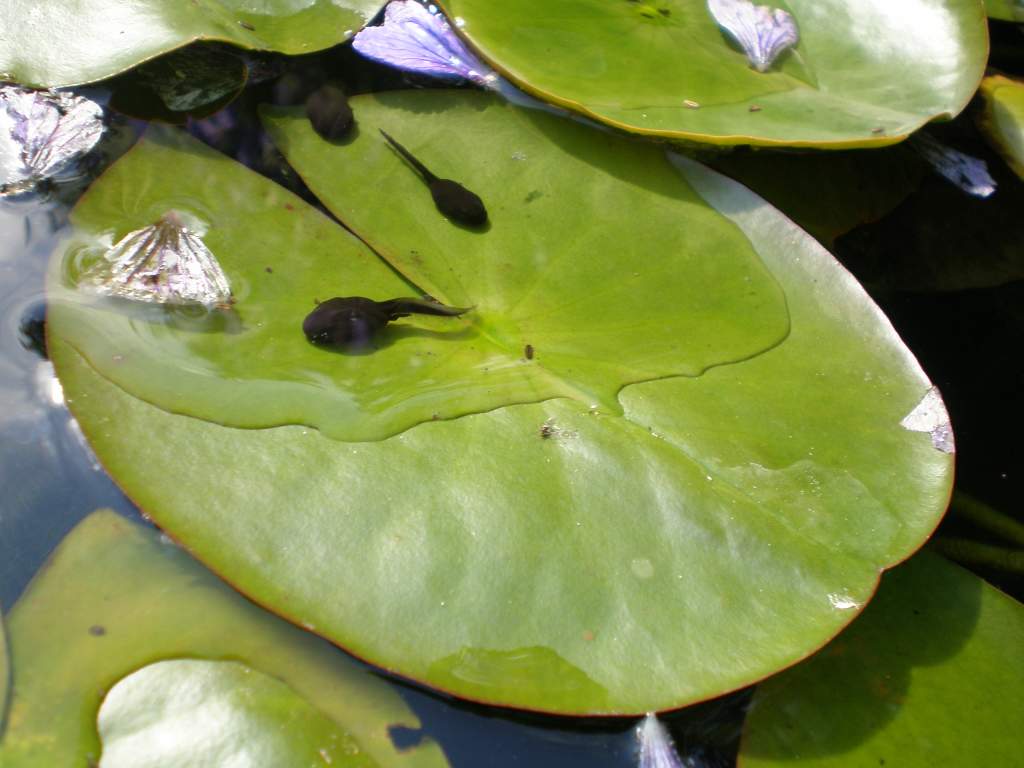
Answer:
[2, 19, 1022, 768]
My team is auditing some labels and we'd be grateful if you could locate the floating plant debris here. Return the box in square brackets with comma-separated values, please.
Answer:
[305, 83, 354, 141]
[79, 211, 233, 307]
[303, 296, 469, 349]
[707, 0, 799, 73]
[353, 0, 498, 87]
[380, 129, 488, 227]
[637, 713, 685, 768]
[909, 133, 997, 198]
[0, 84, 104, 195]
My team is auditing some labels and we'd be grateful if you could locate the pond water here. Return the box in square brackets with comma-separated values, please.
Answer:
[1, 17, 1021, 768]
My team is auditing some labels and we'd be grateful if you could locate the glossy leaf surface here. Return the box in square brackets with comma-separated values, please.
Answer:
[978, 74, 1024, 180]
[48, 91, 954, 713]
[98, 659, 375, 767]
[52, 118, 788, 440]
[0, 0, 384, 89]
[739, 551, 1024, 767]
[438, 0, 988, 147]
[0, 510, 447, 768]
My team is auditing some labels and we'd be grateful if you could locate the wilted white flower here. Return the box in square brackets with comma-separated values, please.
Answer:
[0, 85, 104, 195]
[909, 133, 997, 198]
[80, 211, 233, 308]
[707, 0, 799, 73]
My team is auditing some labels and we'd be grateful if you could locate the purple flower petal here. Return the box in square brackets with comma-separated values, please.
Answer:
[910, 133, 997, 198]
[708, 0, 799, 73]
[637, 713, 686, 768]
[353, 1, 497, 87]
[0, 85, 104, 192]
[81, 211, 233, 308]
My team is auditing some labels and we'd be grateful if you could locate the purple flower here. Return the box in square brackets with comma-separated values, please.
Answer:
[909, 133, 996, 198]
[637, 713, 686, 768]
[707, 0, 799, 73]
[353, 1, 497, 87]
[0, 85, 104, 194]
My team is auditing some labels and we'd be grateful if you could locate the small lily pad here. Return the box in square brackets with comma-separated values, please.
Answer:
[0, 0, 385, 89]
[437, 0, 988, 147]
[978, 74, 1024, 181]
[0, 510, 448, 768]
[98, 659, 375, 767]
[739, 551, 1024, 767]
[49, 91, 953, 713]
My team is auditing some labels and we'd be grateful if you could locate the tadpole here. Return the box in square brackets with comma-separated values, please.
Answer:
[306, 83, 354, 140]
[379, 129, 488, 228]
[303, 296, 470, 349]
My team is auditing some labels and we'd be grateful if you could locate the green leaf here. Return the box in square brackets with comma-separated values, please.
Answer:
[52, 112, 788, 440]
[739, 551, 1024, 767]
[978, 74, 1024, 181]
[0, 510, 448, 768]
[985, 0, 1024, 21]
[438, 0, 988, 147]
[98, 659, 376, 767]
[0, 0, 384, 89]
[0, 605, 8, 736]
[48, 90, 953, 713]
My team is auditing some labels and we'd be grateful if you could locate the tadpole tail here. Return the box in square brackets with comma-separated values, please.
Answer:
[383, 298, 471, 319]
[379, 129, 438, 184]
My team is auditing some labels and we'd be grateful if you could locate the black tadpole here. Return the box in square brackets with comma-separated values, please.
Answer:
[303, 296, 470, 349]
[379, 129, 488, 228]
[306, 83, 354, 140]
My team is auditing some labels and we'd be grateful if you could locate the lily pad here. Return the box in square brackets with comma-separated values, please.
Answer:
[739, 551, 1024, 767]
[98, 659, 375, 767]
[978, 74, 1024, 180]
[437, 0, 988, 147]
[50, 115, 788, 440]
[48, 90, 953, 714]
[0, 606, 8, 734]
[0, 510, 448, 768]
[0, 0, 385, 89]
[986, 0, 1024, 21]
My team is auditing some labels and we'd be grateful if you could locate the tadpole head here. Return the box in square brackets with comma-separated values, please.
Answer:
[430, 179, 488, 228]
[303, 296, 389, 348]
[305, 84, 354, 141]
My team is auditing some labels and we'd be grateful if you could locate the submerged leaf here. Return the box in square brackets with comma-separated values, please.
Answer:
[353, 1, 497, 86]
[707, 0, 799, 73]
[909, 133, 997, 198]
[0, 85, 104, 194]
[637, 714, 685, 768]
[79, 211, 232, 307]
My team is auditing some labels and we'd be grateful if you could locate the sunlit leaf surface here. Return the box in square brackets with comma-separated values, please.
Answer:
[437, 0, 988, 147]
[978, 74, 1024, 181]
[0, 0, 385, 88]
[0, 510, 448, 768]
[98, 659, 376, 767]
[740, 552, 1024, 767]
[49, 92, 953, 713]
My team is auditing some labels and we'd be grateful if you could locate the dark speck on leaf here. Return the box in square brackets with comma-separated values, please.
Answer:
[525, 344, 534, 359]
[379, 129, 488, 228]
[265, 266, 273, 274]
[303, 296, 470, 350]
[872, 126, 886, 134]
[658, 7, 670, 15]
[540, 424, 555, 439]
[88, 625, 106, 636]
[749, 104, 763, 112]
[238, 20, 255, 30]
[524, 190, 542, 204]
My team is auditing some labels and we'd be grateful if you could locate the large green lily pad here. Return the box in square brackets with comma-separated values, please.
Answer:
[51, 117, 788, 440]
[0, 0, 384, 89]
[438, 0, 988, 147]
[0, 510, 447, 767]
[739, 551, 1024, 767]
[98, 659, 375, 767]
[978, 74, 1024, 180]
[49, 91, 953, 714]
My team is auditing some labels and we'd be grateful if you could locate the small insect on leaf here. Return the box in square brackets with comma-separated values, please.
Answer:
[353, 0, 498, 87]
[707, 0, 799, 73]
[79, 211, 233, 308]
[0, 84, 105, 195]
